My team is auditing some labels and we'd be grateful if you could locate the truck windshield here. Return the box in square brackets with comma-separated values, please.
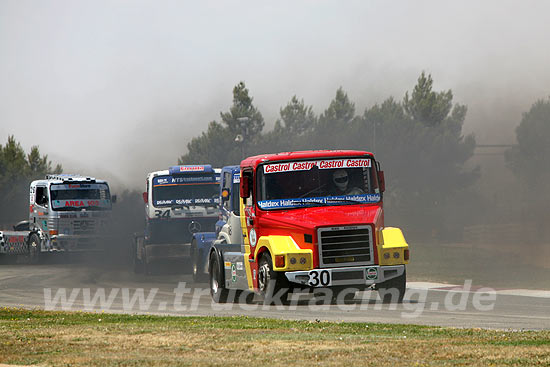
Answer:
[152, 174, 220, 207]
[256, 158, 381, 210]
[50, 183, 111, 211]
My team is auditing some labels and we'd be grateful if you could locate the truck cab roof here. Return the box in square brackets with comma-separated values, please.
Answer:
[31, 174, 108, 186]
[147, 166, 221, 181]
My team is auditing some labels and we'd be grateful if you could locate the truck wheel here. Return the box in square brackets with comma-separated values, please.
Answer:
[258, 254, 290, 305]
[27, 233, 41, 265]
[209, 252, 229, 303]
[191, 240, 207, 283]
[377, 268, 406, 303]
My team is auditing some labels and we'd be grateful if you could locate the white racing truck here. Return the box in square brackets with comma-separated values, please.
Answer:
[133, 165, 221, 274]
[0, 174, 115, 264]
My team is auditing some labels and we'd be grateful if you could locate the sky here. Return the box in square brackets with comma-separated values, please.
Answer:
[1, 0, 550, 190]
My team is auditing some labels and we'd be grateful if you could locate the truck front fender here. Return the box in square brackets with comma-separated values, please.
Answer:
[378, 227, 409, 265]
[254, 235, 313, 271]
[193, 232, 217, 254]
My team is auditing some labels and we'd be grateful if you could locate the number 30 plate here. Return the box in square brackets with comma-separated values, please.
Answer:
[308, 269, 332, 287]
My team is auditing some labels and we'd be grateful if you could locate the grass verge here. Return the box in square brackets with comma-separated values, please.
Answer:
[1, 308, 549, 366]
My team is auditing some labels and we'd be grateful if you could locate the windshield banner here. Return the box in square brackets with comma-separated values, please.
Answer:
[154, 197, 220, 207]
[257, 194, 381, 210]
[50, 183, 108, 191]
[153, 175, 219, 186]
[264, 158, 371, 174]
[52, 199, 111, 209]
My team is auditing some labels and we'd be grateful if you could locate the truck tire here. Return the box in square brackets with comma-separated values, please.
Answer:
[27, 233, 41, 265]
[258, 253, 290, 305]
[209, 252, 229, 303]
[191, 240, 207, 283]
[377, 268, 406, 303]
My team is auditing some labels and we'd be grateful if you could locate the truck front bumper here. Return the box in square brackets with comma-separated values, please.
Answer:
[284, 265, 405, 287]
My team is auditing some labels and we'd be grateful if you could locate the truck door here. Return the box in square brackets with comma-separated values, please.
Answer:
[221, 170, 242, 246]
[32, 185, 49, 232]
[240, 169, 257, 290]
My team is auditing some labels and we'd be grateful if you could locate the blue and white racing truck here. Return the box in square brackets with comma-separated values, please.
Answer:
[0, 174, 115, 264]
[190, 165, 240, 282]
[133, 165, 221, 274]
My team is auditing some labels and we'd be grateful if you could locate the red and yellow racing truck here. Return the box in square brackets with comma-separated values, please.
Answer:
[208, 150, 409, 304]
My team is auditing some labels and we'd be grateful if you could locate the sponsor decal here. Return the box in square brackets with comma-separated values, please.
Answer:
[233, 173, 240, 184]
[155, 200, 173, 205]
[366, 267, 378, 280]
[231, 264, 237, 282]
[52, 199, 111, 210]
[224, 261, 232, 269]
[153, 197, 220, 207]
[51, 183, 103, 190]
[236, 262, 243, 271]
[8, 236, 24, 244]
[180, 166, 205, 172]
[153, 175, 218, 186]
[169, 165, 214, 175]
[264, 158, 371, 174]
[257, 194, 381, 209]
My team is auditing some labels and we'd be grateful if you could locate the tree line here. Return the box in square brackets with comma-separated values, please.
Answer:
[2, 73, 549, 239]
[0, 136, 62, 225]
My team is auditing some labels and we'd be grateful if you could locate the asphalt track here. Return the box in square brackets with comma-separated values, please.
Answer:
[0, 263, 548, 330]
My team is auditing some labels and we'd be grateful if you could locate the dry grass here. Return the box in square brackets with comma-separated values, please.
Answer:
[1, 308, 549, 366]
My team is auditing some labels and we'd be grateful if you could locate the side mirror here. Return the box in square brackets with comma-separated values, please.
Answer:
[142, 192, 148, 204]
[111, 194, 117, 204]
[378, 171, 386, 193]
[221, 188, 230, 202]
[240, 175, 250, 198]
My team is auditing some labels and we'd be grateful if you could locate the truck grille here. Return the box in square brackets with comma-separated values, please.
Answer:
[73, 220, 96, 235]
[317, 225, 374, 268]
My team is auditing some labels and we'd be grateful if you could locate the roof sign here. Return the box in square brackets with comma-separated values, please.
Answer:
[263, 158, 371, 174]
[169, 165, 213, 175]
